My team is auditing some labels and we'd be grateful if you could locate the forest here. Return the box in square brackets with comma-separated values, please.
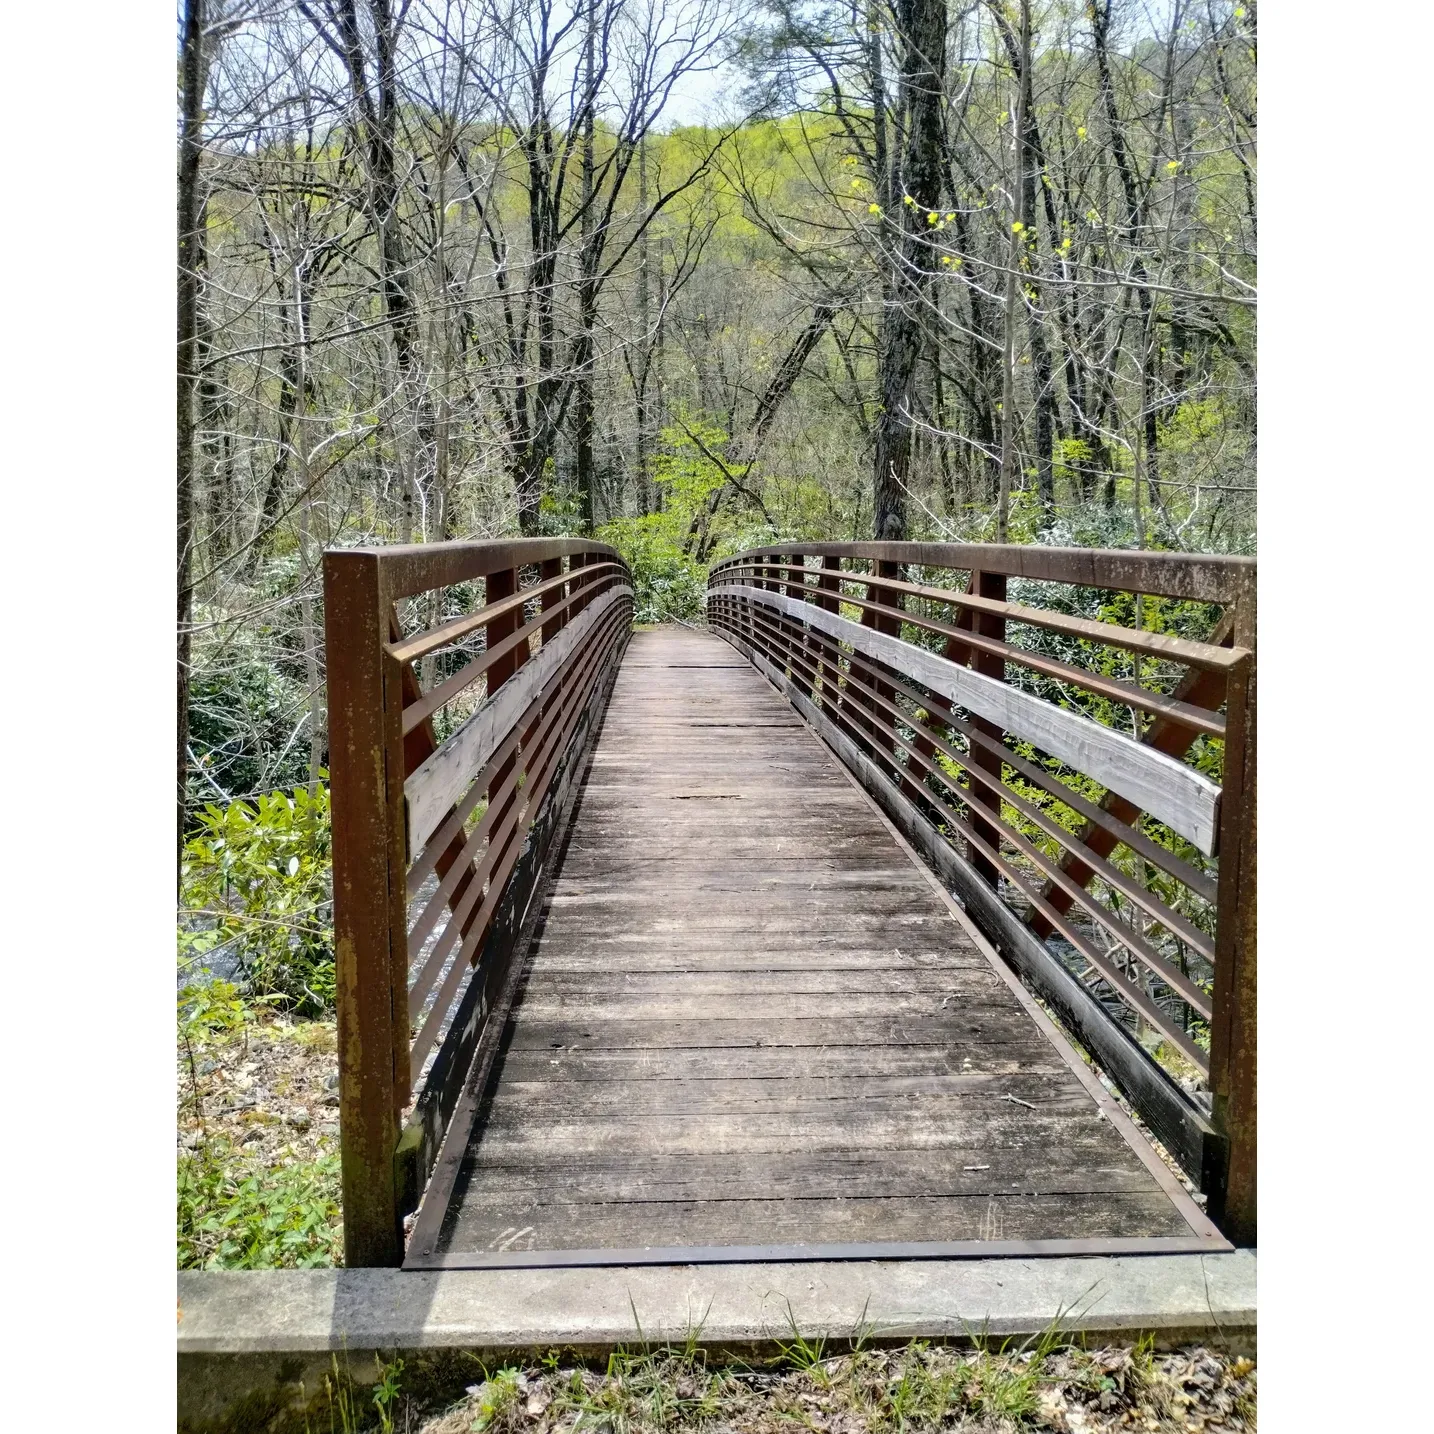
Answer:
[178, 0, 1256, 834]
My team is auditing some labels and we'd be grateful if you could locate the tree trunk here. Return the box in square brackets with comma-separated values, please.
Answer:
[178, 0, 206, 876]
[992, 1, 1055, 520]
[574, 0, 598, 532]
[634, 136, 653, 514]
[872, 0, 946, 541]
[996, 0, 1029, 542]
[1091, 0, 1162, 514]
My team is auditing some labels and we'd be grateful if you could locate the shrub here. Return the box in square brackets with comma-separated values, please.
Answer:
[179, 780, 335, 1014]
[186, 629, 313, 809]
[597, 514, 709, 622]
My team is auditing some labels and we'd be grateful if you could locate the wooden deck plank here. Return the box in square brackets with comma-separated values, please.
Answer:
[447, 1146, 1160, 1199]
[504, 1015, 1066, 1050]
[425, 627, 1210, 1261]
[495, 1044, 1068, 1080]
[441, 1194, 1192, 1252]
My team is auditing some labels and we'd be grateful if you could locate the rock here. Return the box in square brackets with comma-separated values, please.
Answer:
[324, 1072, 340, 1091]
[287, 1108, 311, 1129]
[322, 1094, 340, 1107]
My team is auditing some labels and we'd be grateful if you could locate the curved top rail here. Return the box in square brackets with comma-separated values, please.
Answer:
[329, 536, 627, 601]
[710, 542, 1255, 607]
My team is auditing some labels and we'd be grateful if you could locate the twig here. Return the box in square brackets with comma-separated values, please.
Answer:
[1001, 1093, 1037, 1110]
[183, 1032, 206, 1131]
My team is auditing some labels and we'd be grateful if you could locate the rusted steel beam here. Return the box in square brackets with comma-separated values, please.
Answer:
[328, 539, 634, 1267]
[712, 568, 1229, 734]
[714, 560, 1243, 672]
[540, 557, 565, 643]
[1207, 575, 1256, 1247]
[968, 572, 1006, 890]
[345, 537, 623, 601]
[324, 550, 405, 1268]
[390, 561, 624, 665]
[712, 541, 1253, 605]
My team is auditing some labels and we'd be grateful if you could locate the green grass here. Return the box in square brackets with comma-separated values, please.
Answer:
[177, 1136, 342, 1269]
[183, 1333, 1255, 1433]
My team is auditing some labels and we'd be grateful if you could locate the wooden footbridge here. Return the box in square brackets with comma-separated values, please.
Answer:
[324, 539, 1254, 1270]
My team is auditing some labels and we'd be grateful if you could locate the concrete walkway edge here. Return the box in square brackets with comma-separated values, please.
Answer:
[178, 1252, 1255, 1426]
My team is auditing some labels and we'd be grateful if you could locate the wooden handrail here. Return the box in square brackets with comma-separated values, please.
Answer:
[324, 538, 633, 1267]
[706, 541, 1256, 1247]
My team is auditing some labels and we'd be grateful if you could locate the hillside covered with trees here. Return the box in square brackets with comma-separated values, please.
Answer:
[178, 0, 1255, 822]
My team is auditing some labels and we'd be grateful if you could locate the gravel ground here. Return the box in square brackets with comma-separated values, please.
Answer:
[178, 1015, 340, 1162]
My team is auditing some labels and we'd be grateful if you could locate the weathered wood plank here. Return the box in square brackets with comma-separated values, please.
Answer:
[463, 1107, 1121, 1157]
[451, 1145, 1159, 1200]
[496, 1043, 1066, 1081]
[505, 1014, 1040, 1050]
[481, 1071, 1092, 1118]
[516, 969, 1010, 997]
[441, 1193, 1193, 1251]
[508, 992, 1024, 1022]
[524, 950, 991, 973]
[722, 584, 1222, 854]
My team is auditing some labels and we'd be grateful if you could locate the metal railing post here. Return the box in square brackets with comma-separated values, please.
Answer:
[967, 570, 1007, 888]
[324, 549, 405, 1268]
[1208, 573, 1257, 1245]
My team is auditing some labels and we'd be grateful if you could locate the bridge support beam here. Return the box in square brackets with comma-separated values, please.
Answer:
[1208, 574, 1257, 1248]
[325, 550, 406, 1268]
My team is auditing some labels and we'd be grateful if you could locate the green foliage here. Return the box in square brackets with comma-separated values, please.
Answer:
[186, 625, 313, 807]
[177, 978, 273, 1051]
[774, 1301, 830, 1383]
[179, 780, 335, 1015]
[467, 1367, 523, 1431]
[177, 1137, 342, 1269]
[596, 417, 757, 622]
[597, 514, 709, 622]
[372, 1357, 404, 1434]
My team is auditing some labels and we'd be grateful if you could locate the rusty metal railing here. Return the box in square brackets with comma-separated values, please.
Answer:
[707, 542, 1255, 1246]
[324, 539, 632, 1266]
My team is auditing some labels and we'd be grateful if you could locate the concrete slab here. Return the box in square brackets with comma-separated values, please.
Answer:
[178, 1251, 1254, 1428]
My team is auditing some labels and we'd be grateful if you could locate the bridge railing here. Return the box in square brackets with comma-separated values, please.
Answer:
[324, 538, 633, 1266]
[707, 542, 1255, 1245]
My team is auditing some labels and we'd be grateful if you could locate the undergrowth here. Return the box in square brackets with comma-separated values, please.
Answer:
[177, 1137, 342, 1269]
[177, 977, 342, 1270]
[219, 1324, 1254, 1433]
